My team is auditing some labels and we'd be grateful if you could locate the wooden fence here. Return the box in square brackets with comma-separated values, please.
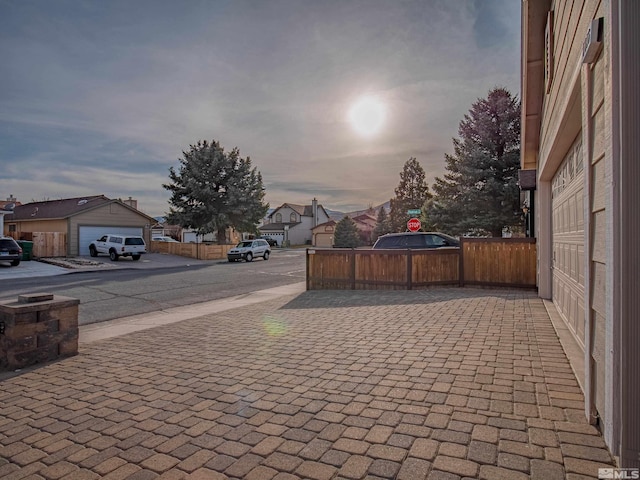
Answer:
[8, 232, 67, 258]
[306, 237, 537, 290]
[150, 241, 234, 260]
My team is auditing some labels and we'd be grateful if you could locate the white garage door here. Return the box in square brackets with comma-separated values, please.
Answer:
[79, 226, 143, 255]
[551, 137, 585, 347]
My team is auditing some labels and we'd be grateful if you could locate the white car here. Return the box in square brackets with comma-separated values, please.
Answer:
[227, 239, 271, 262]
[152, 236, 179, 243]
[89, 234, 147, 261]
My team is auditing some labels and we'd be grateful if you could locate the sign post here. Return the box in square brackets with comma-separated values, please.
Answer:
[407, 218, 421, 232]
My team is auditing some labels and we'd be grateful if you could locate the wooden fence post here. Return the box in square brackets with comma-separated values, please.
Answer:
[351, 249, 356, 290]
[306, 249, 310, 291]
[407, 249, 413, 290]
[459, 237, 465, 287]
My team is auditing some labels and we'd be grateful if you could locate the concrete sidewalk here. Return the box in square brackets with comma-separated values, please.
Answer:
[0, 287, 615, 479]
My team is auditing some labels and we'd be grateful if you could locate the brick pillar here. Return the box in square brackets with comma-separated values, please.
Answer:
[0, 293, 79, 371]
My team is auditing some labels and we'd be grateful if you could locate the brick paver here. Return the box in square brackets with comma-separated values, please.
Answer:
[0, 288, 616, 478]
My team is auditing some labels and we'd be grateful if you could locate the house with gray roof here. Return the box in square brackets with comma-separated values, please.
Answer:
[259, 198, 330, 246]
[3, 195, 155, 256]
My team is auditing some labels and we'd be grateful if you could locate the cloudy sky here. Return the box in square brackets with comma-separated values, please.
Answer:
[0, 0, 521, 217]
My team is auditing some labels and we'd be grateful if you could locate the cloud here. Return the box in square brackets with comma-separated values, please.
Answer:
[0, 0, 520, 216]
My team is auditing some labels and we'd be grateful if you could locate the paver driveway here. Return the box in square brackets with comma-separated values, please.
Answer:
[0, 288, 615, 479]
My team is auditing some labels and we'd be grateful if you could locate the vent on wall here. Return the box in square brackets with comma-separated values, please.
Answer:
[582, 17, 604, 64]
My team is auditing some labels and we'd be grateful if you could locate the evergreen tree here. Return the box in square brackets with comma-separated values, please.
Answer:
[389, 158, 432, 232]
[430, 88, 521, 237]
[163, 139, 269, 243]
[333, 216, 360, 248]
[374, 206, 391, 238]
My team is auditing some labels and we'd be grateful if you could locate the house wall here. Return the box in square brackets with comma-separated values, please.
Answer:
[69, 203, 151, 256]
[611, 0, 640, 467]
[531, 0, 638, 461]
[289, 216, 313, 245]
[270, 205, 330, 245]
[4, 219, 67, 236]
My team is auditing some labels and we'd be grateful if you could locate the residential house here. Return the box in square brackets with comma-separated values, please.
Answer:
[4, 195, 156, 256]
[521, 1, 639, 466]
[260, 198, 330, 246]
[311, 220, 336, 247]
[0, 195, 20, 234]
[352, 213, 377, 245]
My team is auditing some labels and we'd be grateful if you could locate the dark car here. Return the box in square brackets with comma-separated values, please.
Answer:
[0, 237, 23, 267]
[372, 232, 460, 249]
[260, 236, 278, 247]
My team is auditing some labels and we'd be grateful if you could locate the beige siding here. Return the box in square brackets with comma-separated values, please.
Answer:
[69, 204, 151, 255]
[6, 219, 67, 234]
[589, 47, 607, 428]
[539, 1, 602, 174]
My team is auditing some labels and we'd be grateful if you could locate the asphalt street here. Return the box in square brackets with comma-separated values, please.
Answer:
[0, 250, 307, 325]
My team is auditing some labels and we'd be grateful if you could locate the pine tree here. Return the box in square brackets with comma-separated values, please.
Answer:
[374, 206, 391, 238]
[430, 88, 521, 237]
[333, 216, 360, 248]
[163, 140, 269, 243]
[389, 158, 432, 232]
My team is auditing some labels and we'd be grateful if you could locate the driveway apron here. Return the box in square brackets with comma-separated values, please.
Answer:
[0, 288, 615, 479]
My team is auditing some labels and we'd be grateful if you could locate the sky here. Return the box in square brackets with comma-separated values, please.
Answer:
[0, 0, 521, 217]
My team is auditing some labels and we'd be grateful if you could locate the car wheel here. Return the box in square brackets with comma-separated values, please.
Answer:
[263, 251, 269, 260]
[245, 252, 253, 262]
[132, 255, 141, 261]
[10, 259, 20, 267]
[109, 250, 119, 261]
[89, 245, 98, 257]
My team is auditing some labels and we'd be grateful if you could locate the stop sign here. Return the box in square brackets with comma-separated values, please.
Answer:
[407, 218, 421, 232]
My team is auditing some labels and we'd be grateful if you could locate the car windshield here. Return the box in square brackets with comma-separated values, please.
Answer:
[237, 241, 253, 248]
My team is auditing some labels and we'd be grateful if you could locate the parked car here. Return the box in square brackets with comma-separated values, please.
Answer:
[152, 236, 179, 243]
[260, 236, 278, 247]
[89, 234, 147, 261]
[227, 239, 271, 262]
[0, 237, 22, 267]
[372, 232, 460, 249]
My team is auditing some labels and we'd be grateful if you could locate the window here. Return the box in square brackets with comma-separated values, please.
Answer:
[275, 213, 282, 223]
[325, 226, 333, 232]
[428, 235, 447, 247]
[125, 237, 145, 245]
[290, 213, 297, 222]
[8, 224, 16, 232]
[552, 135, 583, 198]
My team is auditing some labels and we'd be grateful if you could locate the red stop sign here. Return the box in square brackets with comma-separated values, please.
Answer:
[407, 218, 421, 232]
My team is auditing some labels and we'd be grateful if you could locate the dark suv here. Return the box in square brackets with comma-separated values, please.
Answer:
[0, 237, 23, 267]
[373, 232, 460, 249]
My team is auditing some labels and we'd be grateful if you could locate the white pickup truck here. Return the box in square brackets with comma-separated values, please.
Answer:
[88, 234, 146, 261]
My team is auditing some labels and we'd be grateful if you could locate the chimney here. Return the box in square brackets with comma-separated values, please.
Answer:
[123, 196, 138, 210]
[6, 194, 16, 202]
[312, 198, 318, 227]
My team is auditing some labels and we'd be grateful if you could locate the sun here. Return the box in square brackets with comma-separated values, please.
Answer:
[348, 95, 386, 137]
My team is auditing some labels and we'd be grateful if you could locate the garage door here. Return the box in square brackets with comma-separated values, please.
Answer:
[551, 137, 585, 347]
[78, 226, 143, 256]
[314, 233, 333, 248]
